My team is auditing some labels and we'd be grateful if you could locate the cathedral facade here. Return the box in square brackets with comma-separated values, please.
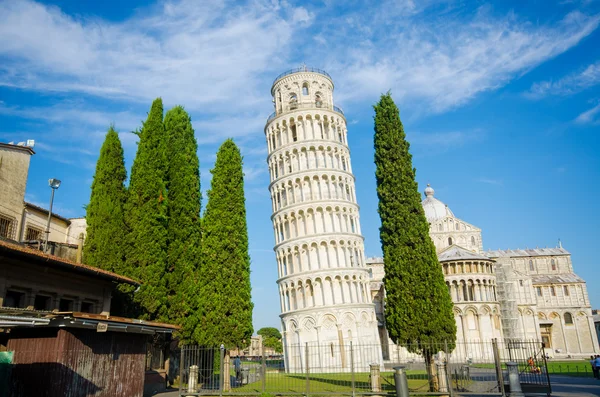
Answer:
[368, 185, 599, 360]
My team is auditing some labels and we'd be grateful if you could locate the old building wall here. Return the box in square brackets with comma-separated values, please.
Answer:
[0, 257, 111, 314]
[21, 207, 70, 244]
[0, 145, 33, 241]
[7, 328, 147, 397]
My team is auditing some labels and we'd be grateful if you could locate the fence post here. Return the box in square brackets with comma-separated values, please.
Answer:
[370, 364, 381, 393]
[443, 340, 454, 397]
[305, 343, 310, 397]
[350, 341, 355, 397]
[219, 345, 225, 397]
[492, 338, 506, 397]
[188, 365, 199, 394]
[179, 346, 184, 395]
[393, 366, 409, 397]
[541, 345, 552, 395]
[261, 340, 267, 393]
[506, 362, 524, 397]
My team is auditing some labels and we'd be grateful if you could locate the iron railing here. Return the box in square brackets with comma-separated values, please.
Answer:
[266, 102, 345, 124]
[273, 67, 332, 86]
[178, 339, 550, 396]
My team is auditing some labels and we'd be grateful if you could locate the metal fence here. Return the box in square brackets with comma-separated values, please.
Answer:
[179, 339, 550, 396]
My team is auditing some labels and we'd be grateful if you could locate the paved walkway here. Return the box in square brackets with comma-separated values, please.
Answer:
[550, 375, 600, 397]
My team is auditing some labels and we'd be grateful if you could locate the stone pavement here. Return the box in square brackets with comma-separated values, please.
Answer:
[550, 375, 600, 397]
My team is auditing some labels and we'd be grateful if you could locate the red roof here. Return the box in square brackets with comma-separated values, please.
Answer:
[0, 238, 139, 285]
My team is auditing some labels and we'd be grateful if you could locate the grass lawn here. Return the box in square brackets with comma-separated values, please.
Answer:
[222, 371, 429, 394]
[472, 360, 594, 378]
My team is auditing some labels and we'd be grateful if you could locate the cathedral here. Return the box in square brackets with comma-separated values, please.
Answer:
[368, 184, 599, 361]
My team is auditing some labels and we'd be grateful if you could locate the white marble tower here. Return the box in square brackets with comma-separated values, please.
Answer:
[265, 67, 382, 372]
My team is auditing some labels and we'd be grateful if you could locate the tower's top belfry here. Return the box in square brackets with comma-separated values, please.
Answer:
[267, 66, 343, 125]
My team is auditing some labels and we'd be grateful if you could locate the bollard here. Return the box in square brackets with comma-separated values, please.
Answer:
[393, 366, 409, 397]
[437, 362, 448, 393]
[188, 365, 199, 394]
[506, 362, 524, 397]
[370, 363, 381, 392]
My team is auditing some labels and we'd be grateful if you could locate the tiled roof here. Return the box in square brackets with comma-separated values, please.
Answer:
[0, 238, 139, 285]
[24, 202, 71, 224]
[438, 245, 492, 262]
[485, 247, 570, 258]
[531, 274, 585, 285]
[0, 142, 35, 155]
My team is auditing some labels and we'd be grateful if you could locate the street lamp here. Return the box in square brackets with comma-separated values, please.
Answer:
[44, 178, 61, 253]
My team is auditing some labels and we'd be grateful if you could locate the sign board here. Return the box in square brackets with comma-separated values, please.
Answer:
[97, 322, 108, 333]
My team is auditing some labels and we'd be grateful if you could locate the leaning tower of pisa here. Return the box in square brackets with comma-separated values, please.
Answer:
[265, 67, 382, 372]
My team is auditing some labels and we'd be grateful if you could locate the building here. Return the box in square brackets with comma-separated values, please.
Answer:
[0, 236, 178, 396]
[368, 184, 599, 361]
[0, 141, 87, 261]
[265, 67, 382, 372]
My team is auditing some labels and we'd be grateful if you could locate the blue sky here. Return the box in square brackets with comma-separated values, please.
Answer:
[1, 0, 599, 331]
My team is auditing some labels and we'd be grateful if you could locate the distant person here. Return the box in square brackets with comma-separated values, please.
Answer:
[590, 356, 597, 379]
[233, 356, 242, 384]
[594, 355, 600, 379]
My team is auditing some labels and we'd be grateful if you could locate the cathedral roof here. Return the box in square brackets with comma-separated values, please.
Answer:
[422, 184, 454, 223]
[485, 247, 570, 258]
[437, 245, 491, 262]
[531, 274, 584, 285]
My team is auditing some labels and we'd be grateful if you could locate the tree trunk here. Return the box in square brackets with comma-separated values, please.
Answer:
[425, 350, 439, 392]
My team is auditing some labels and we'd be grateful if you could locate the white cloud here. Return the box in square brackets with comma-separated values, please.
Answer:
[526, 61, 600, 98]
[476, 178, 503, 186]
[575, 102, 600, 124]
[292, 7, 313, 25]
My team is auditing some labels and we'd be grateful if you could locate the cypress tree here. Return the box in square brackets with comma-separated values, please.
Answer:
[83, 126, 127, 273]
[374, 93, 456, 390]
[194, 139, 253, 347]
[126, 98, 169, 321]
[164, 106, 202, 341]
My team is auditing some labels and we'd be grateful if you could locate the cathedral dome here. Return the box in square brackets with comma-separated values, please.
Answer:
[422, 184, 454, 223]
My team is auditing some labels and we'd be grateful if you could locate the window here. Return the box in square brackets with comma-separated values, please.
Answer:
[448, 237, 453, 246]
[302, 83, 309, 96]
[563, 286, 570, 296]
[291, 125, 297, 142]
[529, 260, 534, 271]
[81, 301, 95, 313]
[4, 290, 26, 308]
[25, 226, 43, 241]
[471, 236, 476, 246]
[315, 93, 323, 108]
[550, 286, 556, 296]
[289, 93, 298, 109]
[536, 287, 542, 297]
[34, 295, 52, 311]
[564, 312, 573, 325]
[551, 259, 556, 271]
[59, 298, 74, 312]
[519, 280, 524, 287]
[0, 214, 16, 239]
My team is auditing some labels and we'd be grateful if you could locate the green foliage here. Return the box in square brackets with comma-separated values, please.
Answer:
[83, 126, 127, 273]
[125, 98, 169, 321]
[257, 327, 281, 340]
[195, 139, 253, 347]
[164, 106, 202, 341]
[373, 93, 456, 353]
[263, 337, 283, 353]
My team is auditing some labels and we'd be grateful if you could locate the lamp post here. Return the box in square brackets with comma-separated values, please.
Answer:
[44, 178, 61, 253]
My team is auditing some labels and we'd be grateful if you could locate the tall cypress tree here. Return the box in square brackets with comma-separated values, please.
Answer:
[126, 98, 169, 321]
[195, 139, 253, 347]
[84, 126, 127, 273]
[164, 106, 202, 341]
[374, 93, 456, 390]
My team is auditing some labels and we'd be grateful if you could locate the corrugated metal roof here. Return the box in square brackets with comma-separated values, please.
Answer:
[485, 247, 570, 258]
[531, 274, 585, 285]
[0, 238, 139, 285]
